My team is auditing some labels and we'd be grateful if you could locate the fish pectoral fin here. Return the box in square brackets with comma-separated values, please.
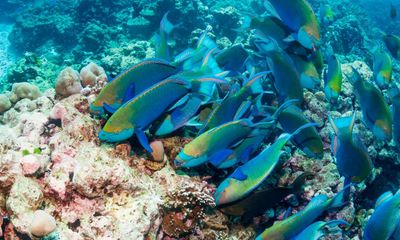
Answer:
[231, 168, 248, 181]
[135, 129, 153, 153]
[122, 83, 136, 104]
[233, 100, 252, 120]
[103, 103, 117, 114]
[209, 149, 234, 167]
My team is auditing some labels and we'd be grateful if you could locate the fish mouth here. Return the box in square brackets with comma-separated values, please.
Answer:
[98, 128, 134, 142]
[89, 104, 104, 115]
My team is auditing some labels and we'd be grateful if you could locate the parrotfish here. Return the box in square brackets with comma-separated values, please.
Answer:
[175, 119, 264, 168]
[319, 4, 335, 24]
[239, 15, 291, 49]
[99, 77, 225, 152]
[383, 34, 400, 60]
[388, 84, 400, 149]
[364, 190, 400, 240]
[199, 71, 270, 134]
[256, 185, 350, 240]
[214, 122, 317, 206]
[350, 68, 392, 140]
[255, 35, 304, 105]
[372, 49, 393, 88]
[219, 172, 311, 222]
[266, 0, 321, 50]
[277, 105, 324, 159]
[211, 99, 298, 169]
[153, 12, 179, 61]
[293, 220, 349, 240]
[90, 59, 177, 115]
[310, 49, 324, 74]
[329, 113, 373, 183]
[216, 44, 249, 76]
[324, 55, 342, 103]
[290, 54, 321, 90]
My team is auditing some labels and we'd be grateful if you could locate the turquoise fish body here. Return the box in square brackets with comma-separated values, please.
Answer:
[389, 84, 400, 149]
[383, 34, 400, 60]
[293, 220, 349, 240]
[324, 55, 342, 103]
[373, 49, 392, 88]
[99, 78, 190, 150]
[90, 59, 177, 115]
[364, 190, 400, 240]
[174, 119, 256, 168]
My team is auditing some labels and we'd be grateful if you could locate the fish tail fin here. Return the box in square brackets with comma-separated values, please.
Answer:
[270, 99, 299, 120]
[290, 172, 312, 194]
[197, 30, 217, 50]
[328, 183, 353, 209]
[254, 31, 280, 53]
[160, 12, 180, 35]
[329, 113, 356, 135]
[290, 122, 319, 138]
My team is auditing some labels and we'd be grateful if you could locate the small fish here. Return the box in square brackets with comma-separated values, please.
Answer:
[349, 68, 393, 140]
[319, 4, 335, 24]
[266, 0, 321, 49]
[293, 220, 349, 240]
[372, 49, 393, 88]
[391, 2, 397, 19]
[364, 190, 400, 240]
[277, 105, 324, 159]
[388, 84, 400, 149]
[214, 122, 317, 206]
[199, 71, 270, 134]
[153, 12, 179, 61]
[216, 44, 249, 76]
[324, 55, 342, 103]
[219, 172, 311, 222]
[290, 54, 321, 90]
[383, 34, 400, 60]
[256, 185, 350, 240]
[329, 113, 373, 183]
[99, 77, 225, 152]
[90, 59, 177, 115]
[254, 35, 304, 105]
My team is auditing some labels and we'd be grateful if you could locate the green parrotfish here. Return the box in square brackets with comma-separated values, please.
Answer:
[372, 49, 393, 88]
[389, 84, 400, 149]
[256, 185, 349, 240]
[350, 68, 392, 140]
[293, 220, 349, 240]
[214, 122, 316, 206]
[90, 59, 177, 115]
[290, 54, 321, 90]
[219, 172, 311, 223]
[324, 55, 342, 103]
[266, 0, 321, 50]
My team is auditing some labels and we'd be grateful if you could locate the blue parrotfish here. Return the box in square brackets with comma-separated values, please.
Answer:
[198, 71, 270, 134]
[319, 4, 335, 24]
[293, 220, 349, 240]
[219, 172, 311, 223]
[256, 185, 350, 240]
[266, 0, 321, 50]
[214, 122, 317, 206]
[372, 49, 393, 88]
[90, 59, 177, 115]
[329, 113, 373, 183]
[383, 34, 400, 60]
[99, 77, 225, 152]
[254, 35, 304, 105]
[153, 12, 179, 61]
[349, 68, 392, 140]
[364, 190, 400, 240]
[324, 55, 342, 103]
[388, 84, 400, 149]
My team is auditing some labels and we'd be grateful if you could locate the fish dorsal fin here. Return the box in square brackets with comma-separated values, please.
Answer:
[230, 168, 248, 181]
[375, 191, 393, 208]
[329, 113, 355, 135]
[290, 122, 319, 138]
